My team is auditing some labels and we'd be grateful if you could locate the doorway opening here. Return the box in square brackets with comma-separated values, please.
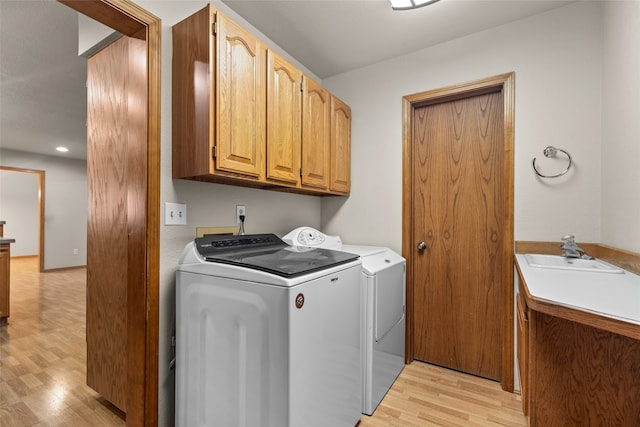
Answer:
[0, 166, 45, 272]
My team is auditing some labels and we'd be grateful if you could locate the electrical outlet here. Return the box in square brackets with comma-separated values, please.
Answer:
[236, 205, 246, 224]
[165, 202, 187, 225]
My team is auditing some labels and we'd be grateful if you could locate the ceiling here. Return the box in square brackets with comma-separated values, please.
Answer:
[0, 0, 575, 161]
[221, 0, 575, 79]
[1, 0, 87, 160]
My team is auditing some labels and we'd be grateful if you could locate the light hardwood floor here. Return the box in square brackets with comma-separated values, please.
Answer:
[1, 257, 528, 426]
[0, 257, 125, 426]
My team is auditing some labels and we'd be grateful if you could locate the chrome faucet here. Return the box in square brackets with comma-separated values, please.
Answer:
[559, 235, 590, 259]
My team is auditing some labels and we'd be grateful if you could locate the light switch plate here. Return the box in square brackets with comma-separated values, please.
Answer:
[165, 202, 187, 225]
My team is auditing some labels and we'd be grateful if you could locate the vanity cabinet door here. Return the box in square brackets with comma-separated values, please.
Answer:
[517, 292, 529, 416]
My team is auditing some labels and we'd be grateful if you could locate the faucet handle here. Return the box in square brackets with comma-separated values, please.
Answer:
[561, 234, 575, 243]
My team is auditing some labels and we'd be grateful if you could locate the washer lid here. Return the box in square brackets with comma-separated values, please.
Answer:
[206, 246, 359, 278]
[195, 233, 359, 278]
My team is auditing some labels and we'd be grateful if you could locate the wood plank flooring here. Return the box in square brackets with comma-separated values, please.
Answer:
[0, 257, 125, 426]
[357, 363, 528, 427]
[1, 256, 528, 426]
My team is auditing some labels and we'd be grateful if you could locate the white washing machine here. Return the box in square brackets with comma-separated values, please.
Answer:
[283, 227, 406, 415]
[176, 233, 362, 427]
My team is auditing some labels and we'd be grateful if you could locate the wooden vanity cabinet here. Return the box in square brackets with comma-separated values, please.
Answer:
[516, 264, 640, 425]
[172, 5, 266, 183]
[516, 290, 529, 416]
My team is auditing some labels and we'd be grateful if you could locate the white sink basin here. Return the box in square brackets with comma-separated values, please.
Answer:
[524, 254, 624, 274]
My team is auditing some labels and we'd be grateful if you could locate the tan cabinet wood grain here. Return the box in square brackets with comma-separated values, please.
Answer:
[301, 76, 331, 190]
[330, 96, 351, 194]
[216, 12, 266, 179]
[172, 5, 350, 196]
[172, 5, 265, 182]
[266, 50, 301, 185]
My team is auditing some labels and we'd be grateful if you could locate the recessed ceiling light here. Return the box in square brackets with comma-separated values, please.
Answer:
[56, 146, 69, 153]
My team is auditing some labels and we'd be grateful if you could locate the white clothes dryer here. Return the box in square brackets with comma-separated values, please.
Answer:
[283, 227, 406, 415]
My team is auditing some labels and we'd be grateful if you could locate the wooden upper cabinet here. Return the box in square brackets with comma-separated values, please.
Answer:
[216, 12, 266, 179]
[330, 96, 351, 194]
[266, 50, 302, 185]
[172, 5, 350, 195]
[301, 76, 331, 190]
[172, 5, 266, 181]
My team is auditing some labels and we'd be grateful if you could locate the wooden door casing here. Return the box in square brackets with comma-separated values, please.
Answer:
[402, 73, 515, 391]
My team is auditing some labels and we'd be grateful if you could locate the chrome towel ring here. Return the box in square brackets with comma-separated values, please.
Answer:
[532, 146, 573, 178]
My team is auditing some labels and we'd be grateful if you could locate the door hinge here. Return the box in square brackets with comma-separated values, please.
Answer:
[212, 146, 217, 159]
[212, 22, 217, 36]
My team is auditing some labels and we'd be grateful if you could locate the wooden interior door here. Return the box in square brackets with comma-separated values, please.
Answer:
[86, 34, 147, 412]
[411, 90, 505, 381]
[58, 1, 161, 424]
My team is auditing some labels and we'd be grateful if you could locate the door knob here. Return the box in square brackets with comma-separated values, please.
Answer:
[417, 241, 427, 251]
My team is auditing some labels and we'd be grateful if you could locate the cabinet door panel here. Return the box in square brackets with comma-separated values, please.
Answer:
[330, 96, 351, 194]
[0, 244, 9, 321]
[216, 13, 266, 178]
[267, 51, 301, 184]
[301, 77, 330, 189]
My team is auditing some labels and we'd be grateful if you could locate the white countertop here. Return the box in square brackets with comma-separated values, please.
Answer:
[515, 254, 640, 325]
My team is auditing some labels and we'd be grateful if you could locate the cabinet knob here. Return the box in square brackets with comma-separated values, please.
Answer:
[417, 241, 427, 251]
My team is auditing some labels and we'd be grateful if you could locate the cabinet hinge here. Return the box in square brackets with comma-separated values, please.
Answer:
[212, 22, 217, 36]
[212, 146, 217, 159]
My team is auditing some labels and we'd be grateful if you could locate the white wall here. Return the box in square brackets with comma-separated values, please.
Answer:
[601, 1, 640, 253]
[0, 149, 87, 269]
[0, 169, 38, 255]
[322, 1, 604, 255]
